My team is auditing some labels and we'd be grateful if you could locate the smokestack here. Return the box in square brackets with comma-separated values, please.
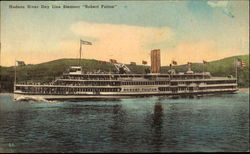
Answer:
[150, 49, 161, 73]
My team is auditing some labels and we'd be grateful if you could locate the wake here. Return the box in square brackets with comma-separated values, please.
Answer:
[15, 96, 58, 104]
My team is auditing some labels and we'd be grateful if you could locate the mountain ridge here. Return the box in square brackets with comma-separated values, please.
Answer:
[0, 55, 249, 92]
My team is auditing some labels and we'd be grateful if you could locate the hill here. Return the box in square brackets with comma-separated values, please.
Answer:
[0, 55, 249, 92]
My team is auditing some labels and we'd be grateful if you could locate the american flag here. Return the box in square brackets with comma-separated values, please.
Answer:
[172, 60, 177, 65]
[98, 60, 107, 64]
[237, 58, 246, 67]
[16, 61, 25, 66]
[142, 60, 147, 65]
[110, 59, 117, 63]
[203, 60, 208, 65]
[130, 62, 136, 65]
[80, 39, 92, 45]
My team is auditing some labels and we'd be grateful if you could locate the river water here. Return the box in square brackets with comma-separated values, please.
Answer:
[0, 92, 249, 152]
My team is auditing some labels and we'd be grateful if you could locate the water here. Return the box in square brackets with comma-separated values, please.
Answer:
[0, 93, 249, 152]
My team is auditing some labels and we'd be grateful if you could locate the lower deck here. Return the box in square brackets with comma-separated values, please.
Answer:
[14, 88, 238, 101]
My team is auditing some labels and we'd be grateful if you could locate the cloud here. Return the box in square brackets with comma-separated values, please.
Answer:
[207, 1, 234, 18]
[162, 40, 237, 65]
[58, 21, 242, 66]
[66, 21, 173, 64]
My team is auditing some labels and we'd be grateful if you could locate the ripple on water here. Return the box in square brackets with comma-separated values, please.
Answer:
[0, 93, 249, 152]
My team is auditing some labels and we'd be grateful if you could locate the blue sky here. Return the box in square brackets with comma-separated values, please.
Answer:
[1, 0, 249, 66]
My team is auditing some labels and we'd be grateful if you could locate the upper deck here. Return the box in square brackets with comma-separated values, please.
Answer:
[61, 72, 212, 80]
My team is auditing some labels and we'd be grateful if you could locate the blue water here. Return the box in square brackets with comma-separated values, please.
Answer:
[0, 93, 249, 152]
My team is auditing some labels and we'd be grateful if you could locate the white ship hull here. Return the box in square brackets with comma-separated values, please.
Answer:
[14, 88, 238, 101]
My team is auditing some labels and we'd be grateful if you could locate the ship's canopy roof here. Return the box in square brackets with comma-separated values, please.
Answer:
[70, 66, 82, 69]
[69, 66, 82, 75]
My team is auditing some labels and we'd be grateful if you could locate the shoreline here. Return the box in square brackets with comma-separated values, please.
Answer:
[238, 88, 249, 93]
[0, 93, 13, 96]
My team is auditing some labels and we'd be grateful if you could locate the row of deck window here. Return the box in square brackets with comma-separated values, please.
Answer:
[17, 87, 121, 93]
[122, 81, 169, 85]
[56, 81, 120, 86]
[61, 75, 212, 81]
[55, 80, 235, 86]
[63, 76, 117, 80]
[123, 88, 158, 92]
[159, 86, 236, 91]
[16, 84, 236, 94]
[206, 80, 236, 84]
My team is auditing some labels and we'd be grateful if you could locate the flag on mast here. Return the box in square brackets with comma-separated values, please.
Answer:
[236, 58, 246, 67]
[80, 39, 92, 45]
[130, 62, 136, 65]
[110, 59, 117, 63]
[98, 60, 107, 64]
[142, 60, 147, 65]
[203, 60, 208, 65]
[16, 61, 26, 66]
[172, 60, 177, 65]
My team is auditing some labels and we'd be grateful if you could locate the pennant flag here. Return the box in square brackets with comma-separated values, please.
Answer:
[130, 62, 136, 65]
[110, 59, 117, 63]
[142, 60, 147, 65]
[98, 60, 107, 64]
[172, 60, 177, 65]
[80, 39, 92, 45]
[203, 60, 208, 65]
[237, 58, 246, 67]
[16, 61, 25, 66]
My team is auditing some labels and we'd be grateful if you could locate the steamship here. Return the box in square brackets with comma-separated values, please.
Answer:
[13, 49, 238, 101]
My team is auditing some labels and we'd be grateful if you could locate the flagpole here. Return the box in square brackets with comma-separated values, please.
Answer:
[14, 60, 16, 91]
[79, 40, 82, 66]
[235, 58, 238, 85]
[202, 63, 204, 79]
[170, 64, 172, 80]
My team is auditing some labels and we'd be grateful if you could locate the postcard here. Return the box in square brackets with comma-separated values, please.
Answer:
[0, 0, 249, 153]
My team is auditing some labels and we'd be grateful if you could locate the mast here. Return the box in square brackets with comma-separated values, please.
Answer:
[14, 60, 17, 91]
[78, 39, 92, 66]
[235, 58, 238, 86]
[79, 40, 82, 66]
[202, 62, 204, 79]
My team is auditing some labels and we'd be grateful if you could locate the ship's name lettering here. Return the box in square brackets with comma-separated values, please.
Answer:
[8, 4, 117, 9]
[83, 5, 117, 9]
[9, 5, 25, 9]
[83, 5, 99, 8]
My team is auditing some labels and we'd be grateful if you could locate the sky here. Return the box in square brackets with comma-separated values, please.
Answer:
[0, 0, 249, 66]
